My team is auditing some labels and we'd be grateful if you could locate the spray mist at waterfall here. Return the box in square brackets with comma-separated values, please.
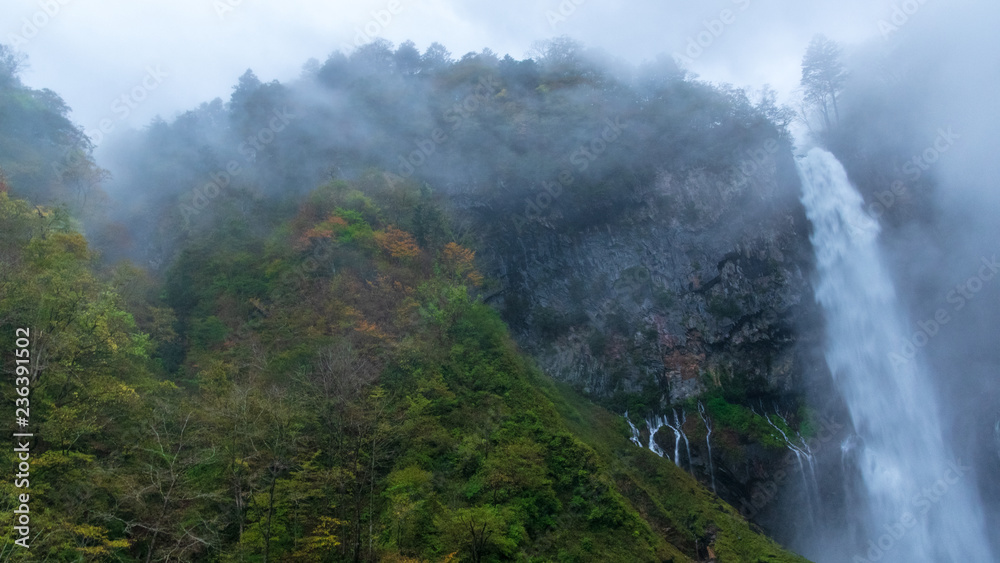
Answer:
[796, 147, 993, 562]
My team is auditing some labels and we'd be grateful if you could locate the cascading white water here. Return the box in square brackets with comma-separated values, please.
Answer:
[698, 401, 717, 492]
[675, 408, 692, 473]
[797, 148, 992, 562]
[646, 415, 668, 458]
[640, 411, 693, 472]
[763, 410, 820, 531]
[773, 408, 823, 523]
[662, 413, 683, 466]
[625, 411, 643, 447]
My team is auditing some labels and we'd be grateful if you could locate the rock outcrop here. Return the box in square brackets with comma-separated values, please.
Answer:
[483, 139, 817, 404]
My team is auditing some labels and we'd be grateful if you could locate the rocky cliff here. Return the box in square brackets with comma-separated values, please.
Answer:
[484, 138, 815, 400]
[474, 137, 836, 530]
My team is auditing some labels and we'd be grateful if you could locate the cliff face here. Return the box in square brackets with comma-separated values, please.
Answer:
[474, 139, 832, 528]
[485, 139, 816, 403]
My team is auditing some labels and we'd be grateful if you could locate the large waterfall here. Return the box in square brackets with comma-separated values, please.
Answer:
[797, 148, 992, 562]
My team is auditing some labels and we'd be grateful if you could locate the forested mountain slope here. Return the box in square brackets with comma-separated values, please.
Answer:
[0, 40, 813, 561]
[92, 40, 823, 519]
[0, 184, 808, 561]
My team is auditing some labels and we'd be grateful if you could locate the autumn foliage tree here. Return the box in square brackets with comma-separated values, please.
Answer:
[442, 242, 483, 287]
[375, 226, 421, 260]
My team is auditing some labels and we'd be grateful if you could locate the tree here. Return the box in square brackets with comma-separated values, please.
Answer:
[351, 38, 396, 74]
[0, 43, 26, 88]
[438, 506, 517, 563]
[441, 242, 483, 287]
[382, 466, 433, 552]
[421, 43, 452, 72]
[800, 34, 846, 131]
[394, 40, 422, 76]
[113, 409, 224, 563]
[374, 226, 421, 259]
[481, 439, 550, 503]
[229, 69, 262, 111]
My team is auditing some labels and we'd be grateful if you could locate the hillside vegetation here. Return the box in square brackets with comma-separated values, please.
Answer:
[0, 40, 809, 561]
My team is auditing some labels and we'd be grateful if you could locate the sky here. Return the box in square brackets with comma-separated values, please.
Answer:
[5, 0, 920, 151]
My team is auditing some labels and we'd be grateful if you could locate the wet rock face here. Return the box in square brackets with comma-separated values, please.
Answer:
[480, 142, 818, 406]
[466, 140, 838, 533]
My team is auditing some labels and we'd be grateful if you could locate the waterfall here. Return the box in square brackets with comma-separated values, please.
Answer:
[675, 408, 692, 473]
[775, 408, 823, 522]
[661, 413, 683, 466]
[624, 411, 642, 447]
[764, 411, 818, 529]
[840, 434, 864, 547]
[797, 148, 991, 562]
[646, 415, 668, 458]
[798, 434, 822, 526]
[698, 401, 716, 492]
[637, 411, 691, 473]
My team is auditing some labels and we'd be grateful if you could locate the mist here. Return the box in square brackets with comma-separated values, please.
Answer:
[1, 1, 999, 561]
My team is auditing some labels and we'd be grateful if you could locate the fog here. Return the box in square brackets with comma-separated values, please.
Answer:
[785, 0, 1000, 558]
[9, 0, 895, 150]
[3, 0, 1000, 561]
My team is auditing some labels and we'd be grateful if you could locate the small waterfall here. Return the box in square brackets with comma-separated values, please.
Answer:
[646, 415, 668, 458]
[799, 435, 822, 524]
[840, 434, 865, 547]
[775, 409, 822, 519]
[629, 409, 699, 478]
[661, 413, 683, 466]
[698, 401, 716, 492]
[797, 148, 992, 561]
[624, 411, 642, 447]
[764, 411, 818, 529]
[634, 411, 692, 473]
[675, 408, 692, 473]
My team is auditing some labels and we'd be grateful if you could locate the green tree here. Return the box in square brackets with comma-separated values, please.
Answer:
[118, 408, 224, 563]
[438, 505, 518, 563]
